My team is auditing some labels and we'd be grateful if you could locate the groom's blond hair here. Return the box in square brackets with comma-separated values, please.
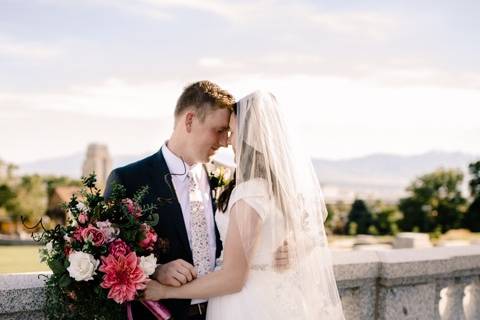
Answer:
[175, 80, 235, 122]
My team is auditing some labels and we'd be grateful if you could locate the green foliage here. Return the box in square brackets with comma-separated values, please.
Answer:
[43, 273, 125, 320]
[348, 222, 358, 236]
[0, 162, 83, 231]
[346, 199, 373, 235]
[399, 168, 467, 233]
[44, 175, 82, 198]
[464, 160, 480, 231]
[35, 173, 159, 319]
[370, 201, 402, 235]
[468, 161, 480, 198]
[0, 184, 16, 211]
[326, 201, 350, 234]
[14, 175, 48, 222]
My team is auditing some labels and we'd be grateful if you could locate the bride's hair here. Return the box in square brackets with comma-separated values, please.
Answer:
[217, 141, 270, 213]
[217, 103, 238, 212]
[217, 103, 284, 216]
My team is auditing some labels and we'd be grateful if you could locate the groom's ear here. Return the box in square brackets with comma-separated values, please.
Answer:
[185, 111, 194, 133]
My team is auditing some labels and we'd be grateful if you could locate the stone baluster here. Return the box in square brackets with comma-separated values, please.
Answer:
[442, 277, 468, 320]
[465, 276, 480, 320]
[434, 280, 447, 320]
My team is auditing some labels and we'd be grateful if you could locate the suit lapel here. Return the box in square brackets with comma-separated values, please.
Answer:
[151, 149, 192, 260]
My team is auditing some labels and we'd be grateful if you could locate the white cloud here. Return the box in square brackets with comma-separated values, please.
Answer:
[308, 11, 397, 40]
[0, 35, 63, 59]
[69, 0, 398, 40]
[142, 0, 246, 20]
[0, 78, 183, 119]
[197, 57, 244, 70]
[1, 73, 479, 163]
[0, 106, 172, 164]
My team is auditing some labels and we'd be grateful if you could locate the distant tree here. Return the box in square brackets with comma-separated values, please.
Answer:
[399, 168, 466, 233]
[346, 199, 373, 235]
[370, 200, 402, 235]
[326, 201, 350, 234]
[464, 161, 480, 231]
[0, 160, 18, 185]
[0, 184, 16, 211]
[43, 175, 82, 198]
[9, 175, 47, 234]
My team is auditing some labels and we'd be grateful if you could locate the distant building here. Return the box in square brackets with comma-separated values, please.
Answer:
[82, 143, 112, 190]
[46, 186, 81, 224]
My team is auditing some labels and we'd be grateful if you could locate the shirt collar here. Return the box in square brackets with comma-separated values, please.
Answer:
[162, 142, 201, 182]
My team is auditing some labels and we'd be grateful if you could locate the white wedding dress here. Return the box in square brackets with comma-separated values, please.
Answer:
[206, 179, 344, 320]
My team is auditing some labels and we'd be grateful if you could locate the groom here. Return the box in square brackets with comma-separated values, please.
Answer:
[104, 80, 234, 320]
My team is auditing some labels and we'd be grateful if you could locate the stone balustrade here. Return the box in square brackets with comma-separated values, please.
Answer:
[1, 246, 480, 319]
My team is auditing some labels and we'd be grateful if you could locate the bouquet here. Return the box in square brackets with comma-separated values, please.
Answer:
[34, 174, 171, 320]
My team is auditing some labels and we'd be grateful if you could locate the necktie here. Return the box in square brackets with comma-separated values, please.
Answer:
[188, 171, 211, 276]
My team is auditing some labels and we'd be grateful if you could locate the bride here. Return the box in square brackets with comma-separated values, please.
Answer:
[144, 91, 345, 319]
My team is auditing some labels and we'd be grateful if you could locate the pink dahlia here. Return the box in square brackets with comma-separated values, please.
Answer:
[99, 252, 148, 304]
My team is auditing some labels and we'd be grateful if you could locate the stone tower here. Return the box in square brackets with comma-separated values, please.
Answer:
[82, 143, 112, 190]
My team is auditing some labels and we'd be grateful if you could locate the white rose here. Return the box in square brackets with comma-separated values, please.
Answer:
[46, 241, 54, 254]
[76, 203, 89, 213]
[139, 254, 157, 277]
[67, 251, 99, 281]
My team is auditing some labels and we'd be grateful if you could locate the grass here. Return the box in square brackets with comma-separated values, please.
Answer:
[1, 231, 479, 274]
[0, 245, 50, 274]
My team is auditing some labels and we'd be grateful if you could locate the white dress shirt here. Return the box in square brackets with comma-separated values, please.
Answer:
[161, 143, 216, 305]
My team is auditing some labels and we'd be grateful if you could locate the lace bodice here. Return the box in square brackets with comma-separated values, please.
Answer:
[214, 178, 284, 270]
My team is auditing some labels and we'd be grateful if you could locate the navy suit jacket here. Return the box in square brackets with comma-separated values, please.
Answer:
[104, 149, 223, 320]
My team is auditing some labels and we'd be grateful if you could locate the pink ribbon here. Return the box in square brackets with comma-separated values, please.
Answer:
[127, 301, 172, 320]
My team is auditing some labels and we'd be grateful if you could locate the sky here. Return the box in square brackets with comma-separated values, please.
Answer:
[1, 0, 480, 164]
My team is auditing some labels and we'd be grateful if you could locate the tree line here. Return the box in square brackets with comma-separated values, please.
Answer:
[327, 160, 480, 236]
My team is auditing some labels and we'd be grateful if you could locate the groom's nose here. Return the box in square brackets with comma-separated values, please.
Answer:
[219, 131, 228, 147]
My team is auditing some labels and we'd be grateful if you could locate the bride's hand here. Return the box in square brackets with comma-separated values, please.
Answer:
[143, 280, 168, 301]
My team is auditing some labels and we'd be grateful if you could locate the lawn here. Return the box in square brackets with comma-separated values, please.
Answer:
[0, 245, 50, 274]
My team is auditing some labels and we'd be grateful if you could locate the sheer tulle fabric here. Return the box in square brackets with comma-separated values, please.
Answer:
[207, 91, 344, 319]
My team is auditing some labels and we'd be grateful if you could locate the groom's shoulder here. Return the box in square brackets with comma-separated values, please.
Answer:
[111, 150, 161, 177]
[105, 151, 162, 198]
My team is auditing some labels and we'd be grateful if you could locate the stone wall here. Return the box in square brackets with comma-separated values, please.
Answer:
[1, 246, 480, 319]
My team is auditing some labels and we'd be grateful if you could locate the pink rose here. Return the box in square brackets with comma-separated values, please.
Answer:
[81, 225, 106, 246]
[97, 220, 119, 243]
[108, 239, 131, 258]
[138, 224, 157, 251]
[78, 213, 88, 225]
[72, 227, 84, 242]
[122, 199, 142, 218]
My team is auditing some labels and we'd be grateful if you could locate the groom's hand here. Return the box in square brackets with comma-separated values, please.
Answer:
[274, 240, 289, 272]
[153, 259, 197, 287]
